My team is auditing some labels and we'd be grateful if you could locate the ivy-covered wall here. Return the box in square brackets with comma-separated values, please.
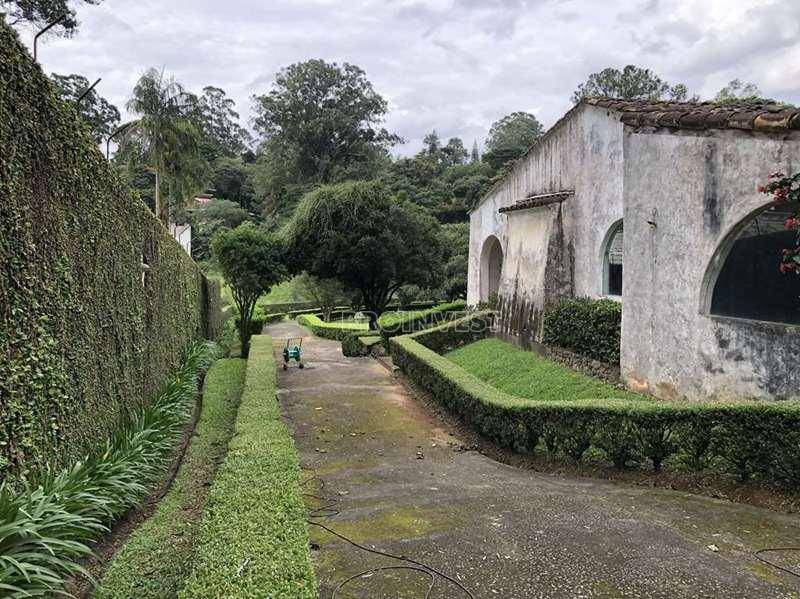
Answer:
[0, 23, 222, 482]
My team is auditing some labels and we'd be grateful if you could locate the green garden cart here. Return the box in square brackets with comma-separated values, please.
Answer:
[282, 337, 304, 370]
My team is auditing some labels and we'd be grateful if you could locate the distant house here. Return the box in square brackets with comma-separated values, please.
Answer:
[169, 222, 192, 256]
[468, 98, 800, 402]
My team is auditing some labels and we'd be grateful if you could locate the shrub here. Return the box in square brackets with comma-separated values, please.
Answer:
[543, 297, 622, 364]
[377, 300, 467, 339]
[388, 322, 800, 486]
[180, 335, 316, 598]
[0, 342, 219, 598]
[296, 313, 367, 341]
[341, 331, 384, 357]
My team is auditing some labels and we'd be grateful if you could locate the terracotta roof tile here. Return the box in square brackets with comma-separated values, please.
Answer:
[498, 190, 574, 214]
[585, 97, 800, 132]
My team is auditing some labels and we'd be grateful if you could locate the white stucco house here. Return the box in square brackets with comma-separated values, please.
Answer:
[468, 98, 800, 402]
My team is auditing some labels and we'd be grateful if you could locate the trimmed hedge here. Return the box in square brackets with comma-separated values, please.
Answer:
[181, 335, 316, 598]
[543, 297, 621, 364]
[377, 300, 467, 339]
[296, 313, 368, 341]
[341, 331, 385, 357]
[0, 24, 221, 484]
[389, 320, 800, 487]
[97, 358, 247, 598]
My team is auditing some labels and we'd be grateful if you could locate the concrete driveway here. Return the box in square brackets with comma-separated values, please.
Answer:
[268, 321, 800, 599]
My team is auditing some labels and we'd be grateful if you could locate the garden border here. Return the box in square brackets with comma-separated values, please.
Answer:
[389, 315, 800, 487]
[180, 335, 316, 598]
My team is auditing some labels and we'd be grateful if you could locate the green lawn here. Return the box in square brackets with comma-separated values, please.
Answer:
[445, 338, 645, 402]
[96, 358, 247, 598]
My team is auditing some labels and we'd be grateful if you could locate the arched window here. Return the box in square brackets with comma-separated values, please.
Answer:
[480, 235, 503, 303]
[603, 221, 624, 297]
[710, 202, 800, 324]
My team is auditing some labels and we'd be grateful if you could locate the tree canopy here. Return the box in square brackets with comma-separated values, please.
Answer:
[189, 86, 252, 162]
[212, 222, 286, 354]
[121, 68, 204, 224]
[284, 180, 443, 327]
[2, 0, 101, 34]
[483, 111, 544, 173]
[252, 59, 400, 186]
[50, 72, 120, 142]
[572, 65, 691, 104]
[714, 79, 776, 105]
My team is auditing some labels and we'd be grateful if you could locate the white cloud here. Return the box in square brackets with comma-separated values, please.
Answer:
[20, 0, 800, 155]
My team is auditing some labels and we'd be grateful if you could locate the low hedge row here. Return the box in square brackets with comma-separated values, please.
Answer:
[296, 313, 367, 341]
[389, 322, 800, 487]
[181, 335, 316, 598]
[377, 300, 467, 339]
[341, 331, 385, 357]
[543, 297, 622, 364]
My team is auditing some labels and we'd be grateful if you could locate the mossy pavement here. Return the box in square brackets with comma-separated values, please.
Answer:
[270, 320, 800, 598]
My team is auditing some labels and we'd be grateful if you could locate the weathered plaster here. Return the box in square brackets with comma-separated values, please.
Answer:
[468, 104, 624, 331]
[621, 128, 800, 401]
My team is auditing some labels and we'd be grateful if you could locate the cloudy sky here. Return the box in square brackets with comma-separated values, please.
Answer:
[19, 0, 800, 155]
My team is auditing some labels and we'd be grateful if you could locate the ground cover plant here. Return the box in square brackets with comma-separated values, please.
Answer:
[446, 338, 643, 402]
[0, 341, 219, 598]
[96, 358, 246, 598]
[390, 318, 800, 486]
[180, 335, 316, 598]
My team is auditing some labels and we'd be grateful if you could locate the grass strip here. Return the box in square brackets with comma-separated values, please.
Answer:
[446, 337, 644, 402]
[180, 335, 316, 598]
[95, 358, 247, 598]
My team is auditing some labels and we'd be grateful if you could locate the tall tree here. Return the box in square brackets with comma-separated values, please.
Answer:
[211, 156, 258, 214]
[285, 180, 443, 328]
[470, 140, 480, 163]
[714, 79, 775, 104]
[572, 65, 691, 104]
[191, 86, 251, 161]
[50, 72, 120, 142]
[483, 111, 544, 173]
[123, 68, 203, 224]
[2, 0, 101, 34]
[252, 59, 400, 185]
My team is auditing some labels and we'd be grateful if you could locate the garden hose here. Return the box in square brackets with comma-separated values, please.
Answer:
[302, 475, 475, 599]
[754, 547, 800, 579]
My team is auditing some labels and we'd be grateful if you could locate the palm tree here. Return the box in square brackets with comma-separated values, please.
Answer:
[124, 68, 203, 224]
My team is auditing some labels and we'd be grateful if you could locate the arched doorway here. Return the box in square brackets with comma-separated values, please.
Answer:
[480, 235, 503, 303]
[704, 200, 800, 324]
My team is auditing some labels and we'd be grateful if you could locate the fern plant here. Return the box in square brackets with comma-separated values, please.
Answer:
[0, 341, 218, 598]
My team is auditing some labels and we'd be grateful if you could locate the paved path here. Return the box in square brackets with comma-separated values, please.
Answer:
[269, 321, 800, 599]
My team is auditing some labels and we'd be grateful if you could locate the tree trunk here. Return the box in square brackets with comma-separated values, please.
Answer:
[154, 169, 163, 224]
